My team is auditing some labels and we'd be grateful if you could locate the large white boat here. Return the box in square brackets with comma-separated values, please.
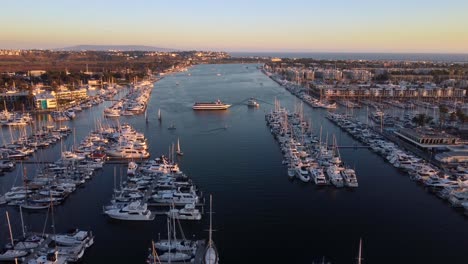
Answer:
[104, 201, 155, 221]
[310, 168, 328, 185]
[127, 161, 138, 176]
[52, 229, 94, 248]
[158, 252, 192, 262]
[167, 203, 202, 220]
[341, 168, 359, 188]
[155, 240, 197, 252]
[192, 99, 231, 110]
[152, 191, 199, 205]
[106, 147, 150, 159]
[295, 165, 311, 182]
[327, 165, 344, 188]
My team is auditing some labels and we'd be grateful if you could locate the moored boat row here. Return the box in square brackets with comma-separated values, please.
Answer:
[266, 100, 358, 188]
[104, 80, 154, 118]
[327, 112, 468, 216]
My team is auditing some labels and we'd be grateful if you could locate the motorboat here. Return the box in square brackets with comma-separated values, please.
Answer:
[155, 240, 197, 252]
[247, 98, 260, 107]
[167, 203, 202, 220]
[327, 165, 344, 188]
[295, 165, 311, 182]
[104, 201, 155, 221]
[52, 229, 94, 248]
[341, 168, 359, 187]
[127, 161, 138, 176]
[310, 168, 328, 185]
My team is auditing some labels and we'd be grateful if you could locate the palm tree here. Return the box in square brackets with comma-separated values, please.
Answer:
[439, 105, 448, 127]
[412, 113, 433, 127]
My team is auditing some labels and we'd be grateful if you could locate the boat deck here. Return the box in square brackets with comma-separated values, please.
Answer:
[156, 240, 206, 264]
[21, 233, 53, 263]
[193, 240, 206, 264]
[141, 175, 205, 211]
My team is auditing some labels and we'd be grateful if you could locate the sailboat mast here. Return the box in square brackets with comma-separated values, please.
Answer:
[6, 211, 15, 246]
[357, 238, 362, 264]
[208, 194, 213, 247]
[167, 217, 171, 262]
[20, 205, 25, 238]
[151, 240, 159, 264]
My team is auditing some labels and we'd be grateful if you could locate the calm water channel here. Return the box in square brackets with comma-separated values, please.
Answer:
[1, 64, 467, 264]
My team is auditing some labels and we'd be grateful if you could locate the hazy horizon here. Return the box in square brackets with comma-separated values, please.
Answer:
[1, 0, 467, 53]
[2, 44, 468, 56]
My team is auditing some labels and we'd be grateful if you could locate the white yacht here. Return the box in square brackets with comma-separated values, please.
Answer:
[106, 147, 150, 159]
[341, 168, 359, 188]
[167, 203, 202, 220]
[61, 151, 86, 162]
[104, 201, 155, 221]
[158, 252, 192, 262]
[310, 168, 328, 185]
[127, 161, 138, 176]
[155, 240, 197, 252]
[295, 165, 311, 182]
[52, 229, 94, 248]
[152, 191, 199, 205]
[327, 165, 344, 188]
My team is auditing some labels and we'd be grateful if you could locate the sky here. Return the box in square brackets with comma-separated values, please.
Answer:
[0, 0, 467, 53]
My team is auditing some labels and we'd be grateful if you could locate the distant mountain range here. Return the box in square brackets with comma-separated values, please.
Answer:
[58, 45, 175, 52]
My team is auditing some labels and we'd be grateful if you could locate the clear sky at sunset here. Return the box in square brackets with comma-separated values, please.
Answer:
[1, 0, 467, 53]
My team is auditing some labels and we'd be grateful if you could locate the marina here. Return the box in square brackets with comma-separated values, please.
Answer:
[0, 64, 467, 263]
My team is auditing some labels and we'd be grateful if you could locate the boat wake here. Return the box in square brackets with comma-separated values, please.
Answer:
[198, 126, 229, 135]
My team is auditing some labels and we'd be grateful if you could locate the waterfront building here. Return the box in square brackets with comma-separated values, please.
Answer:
[28, 70, 47, 77]
[343, 69, 372, 82]
[314, 69, 343, 81]
[34, 92, 57, 109]
[0, 90, 30, 110]
[53, 87, 88, 101]
[311, 83, 466, 99]
[394, 128, 460, 150]
[435, 151, 468, 164]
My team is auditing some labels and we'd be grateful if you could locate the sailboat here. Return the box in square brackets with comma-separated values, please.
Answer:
[176, 138, 184, 156]
[158, 109, 162, 121]
[147, 216, 195, 263]
[357, 238, 363, 264]
[204, 195, 219, 264]
[0, 212, 28, 261]
[20, 164, 50, 210]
